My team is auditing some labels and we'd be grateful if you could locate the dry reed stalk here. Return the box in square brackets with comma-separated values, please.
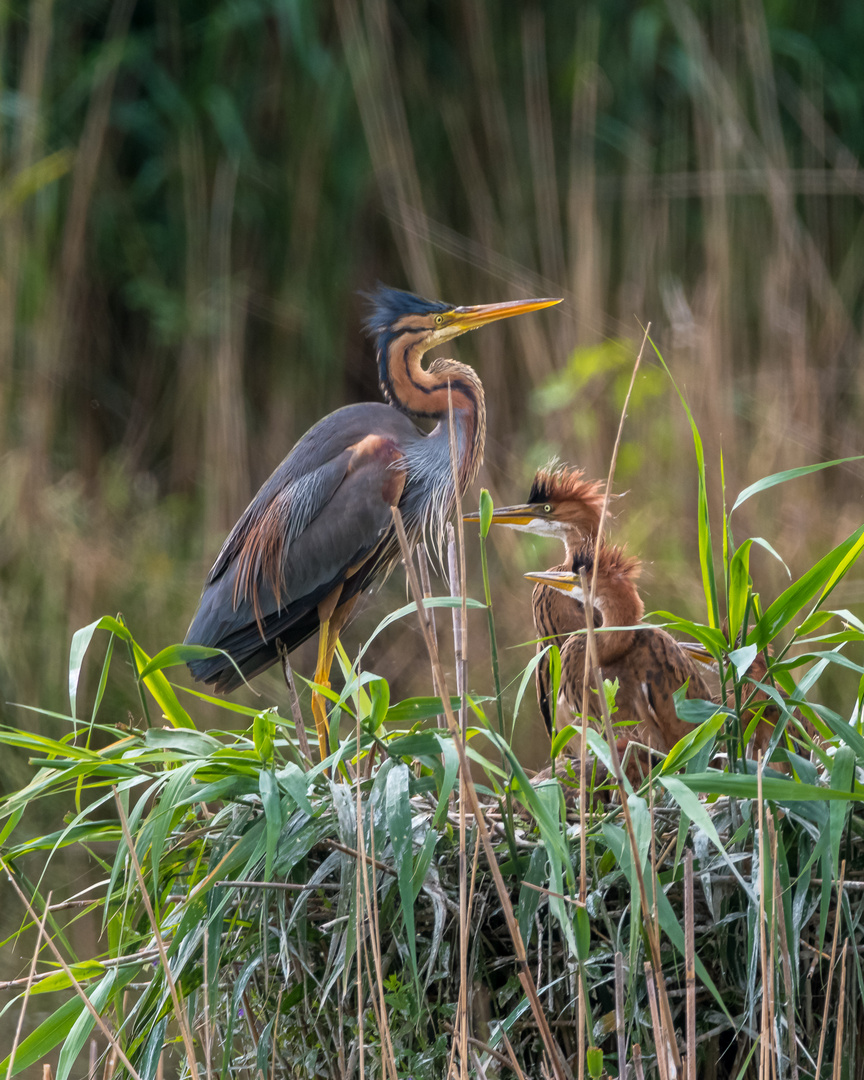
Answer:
[684, 852, 696, 1080]
[355, 711, 366, 1080]
[644, 962, 670, 1080]
[632, 1044, 645, 1080]
[0, 857, 144, 1080]
[269, 986, 284, 1080]
[390, 506, 569, 1080]
[615, 951, 627, 1080]
[112, 788, 200, 1077]
[416, 543, 443, 732]
[24, 0, 136, 485]
[200, 927, 214, 1080]
[757, 761, 769, 1080]
[832, 942, 849, 1080]
[277, 641, 312, 767]
[501, 1031, 529, 1080]
[356, 790, 399, 1080]
[5, 889, 52, 1080]
[332, 0, 437, 297]
[448, 386, 472, 1080]
[579, 565, 680, 1076]
[814, 859, 847, 1077]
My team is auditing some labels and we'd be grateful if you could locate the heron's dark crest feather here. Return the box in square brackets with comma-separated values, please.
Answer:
[528, 462, 605, 515]
[361, 283, 450, 337]
[570, 539, 641, 583]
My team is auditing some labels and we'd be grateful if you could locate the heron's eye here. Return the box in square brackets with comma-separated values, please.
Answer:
[435, 314, 444, 325]
[544, 504, 552, 513]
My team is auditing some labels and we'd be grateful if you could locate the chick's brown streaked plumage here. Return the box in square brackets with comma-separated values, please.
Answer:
[465, 463, 607, 734]
[528, 539, 713, 753]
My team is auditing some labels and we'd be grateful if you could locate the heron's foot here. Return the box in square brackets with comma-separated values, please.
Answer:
[311, 684, 331, 761]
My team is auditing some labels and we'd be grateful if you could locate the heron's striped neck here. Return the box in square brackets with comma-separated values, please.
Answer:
[378, 335, 486, 491]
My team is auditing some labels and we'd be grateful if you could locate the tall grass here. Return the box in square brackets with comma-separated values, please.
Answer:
[1, 351, 863, 1077]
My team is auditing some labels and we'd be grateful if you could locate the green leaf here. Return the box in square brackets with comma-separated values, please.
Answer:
[386, 696, 457, 725]
[276, 762, 313, 815]
[253, 710, 275, 764]
[732, 456, 864, 513]
[748, 524, 864, 651]
[1, 996, 84, 1075]
[368, 677, 390, 732]
[663, 708, 726, 773]
[259, 769, 283, 879]
[136, 643, 224, 679]
[56, 968, 118, 1080]
[830, 747, 856, 873]
[479, 488, 494, 538]
[679, 771, 864, 803]
[386, 762, 419, 987]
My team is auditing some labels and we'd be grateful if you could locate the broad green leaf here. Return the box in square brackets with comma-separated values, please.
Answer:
[386, 762, 419, 987]
[479, 487, 494, 538]
[517, 845, 548, 946]
[259, 769, 283, 879]
[748, 524, 864, 651]
[830, 747, 856, 873]
[276, 762, 313, 815]
[679, 771, 864, 803]
[732, 456, 864, 513]
[56, 968, 118, 1080]
[143, 728, 222, 755]
[137, 643, 224, 679]
[386, 696, 459, 725]
[368, 677, 390, 732]
[662, 705, 724, 772]
[728, 645, 758, 678]
[1, 996, 85, 1075]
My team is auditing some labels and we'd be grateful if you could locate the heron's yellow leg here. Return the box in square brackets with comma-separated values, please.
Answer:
[312, 619, 333, 761]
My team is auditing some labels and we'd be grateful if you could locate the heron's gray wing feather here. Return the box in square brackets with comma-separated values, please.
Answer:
[206, 402, 418, 584]
[186, 432, 405, 651]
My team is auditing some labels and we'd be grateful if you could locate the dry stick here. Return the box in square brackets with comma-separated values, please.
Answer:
[576, 324, 651, 1067]
[832, 942, 849, 1080]
[390, 506, 569, 1080]
[357, 787, 398, 1080]
[215, 878, 341, 892]
[579, 566, 681, 1074]
[448, 524, 469, 1080]
[615, 951, 627, 1080]
[355, 710, 366, 1080]
[416, 542, 443, 732]
[767, 811, 780, 1080]
[277, 640, 313, 767]
[6, 890, 52, 1080]
[501, 1031, 530, 1080]
[644, 963, 670, 1080]
[0, 858, 144, 1080]
[814, 859, 848, 1078]
[684, 852, 696, 1080]
[757, 760, 769, 1080]
[112, 788, 200, 1078]
[447, 385, 470, 1080]
[201, 927, 214, 1080]
[631, 1044, 645, 1080]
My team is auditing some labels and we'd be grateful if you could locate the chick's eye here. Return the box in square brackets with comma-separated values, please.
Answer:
[544, 504, 552, 513]
[435, 314, 444, 325]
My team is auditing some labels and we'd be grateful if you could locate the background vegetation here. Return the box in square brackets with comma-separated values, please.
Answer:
[1, 0, 863, 1072]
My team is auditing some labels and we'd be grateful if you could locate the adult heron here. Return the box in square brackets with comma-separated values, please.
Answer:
[185, 284, 561, 756]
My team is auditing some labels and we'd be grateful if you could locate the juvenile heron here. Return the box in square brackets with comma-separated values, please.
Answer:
[185, 284, 561, 757]
[525, 539, 713, 752]
[465, 464, 605, 733]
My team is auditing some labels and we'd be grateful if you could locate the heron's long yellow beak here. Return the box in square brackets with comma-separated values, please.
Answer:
[523, 569, 580, 592]
[464, 502, 537, 526]
[448, 296, 561, 335]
